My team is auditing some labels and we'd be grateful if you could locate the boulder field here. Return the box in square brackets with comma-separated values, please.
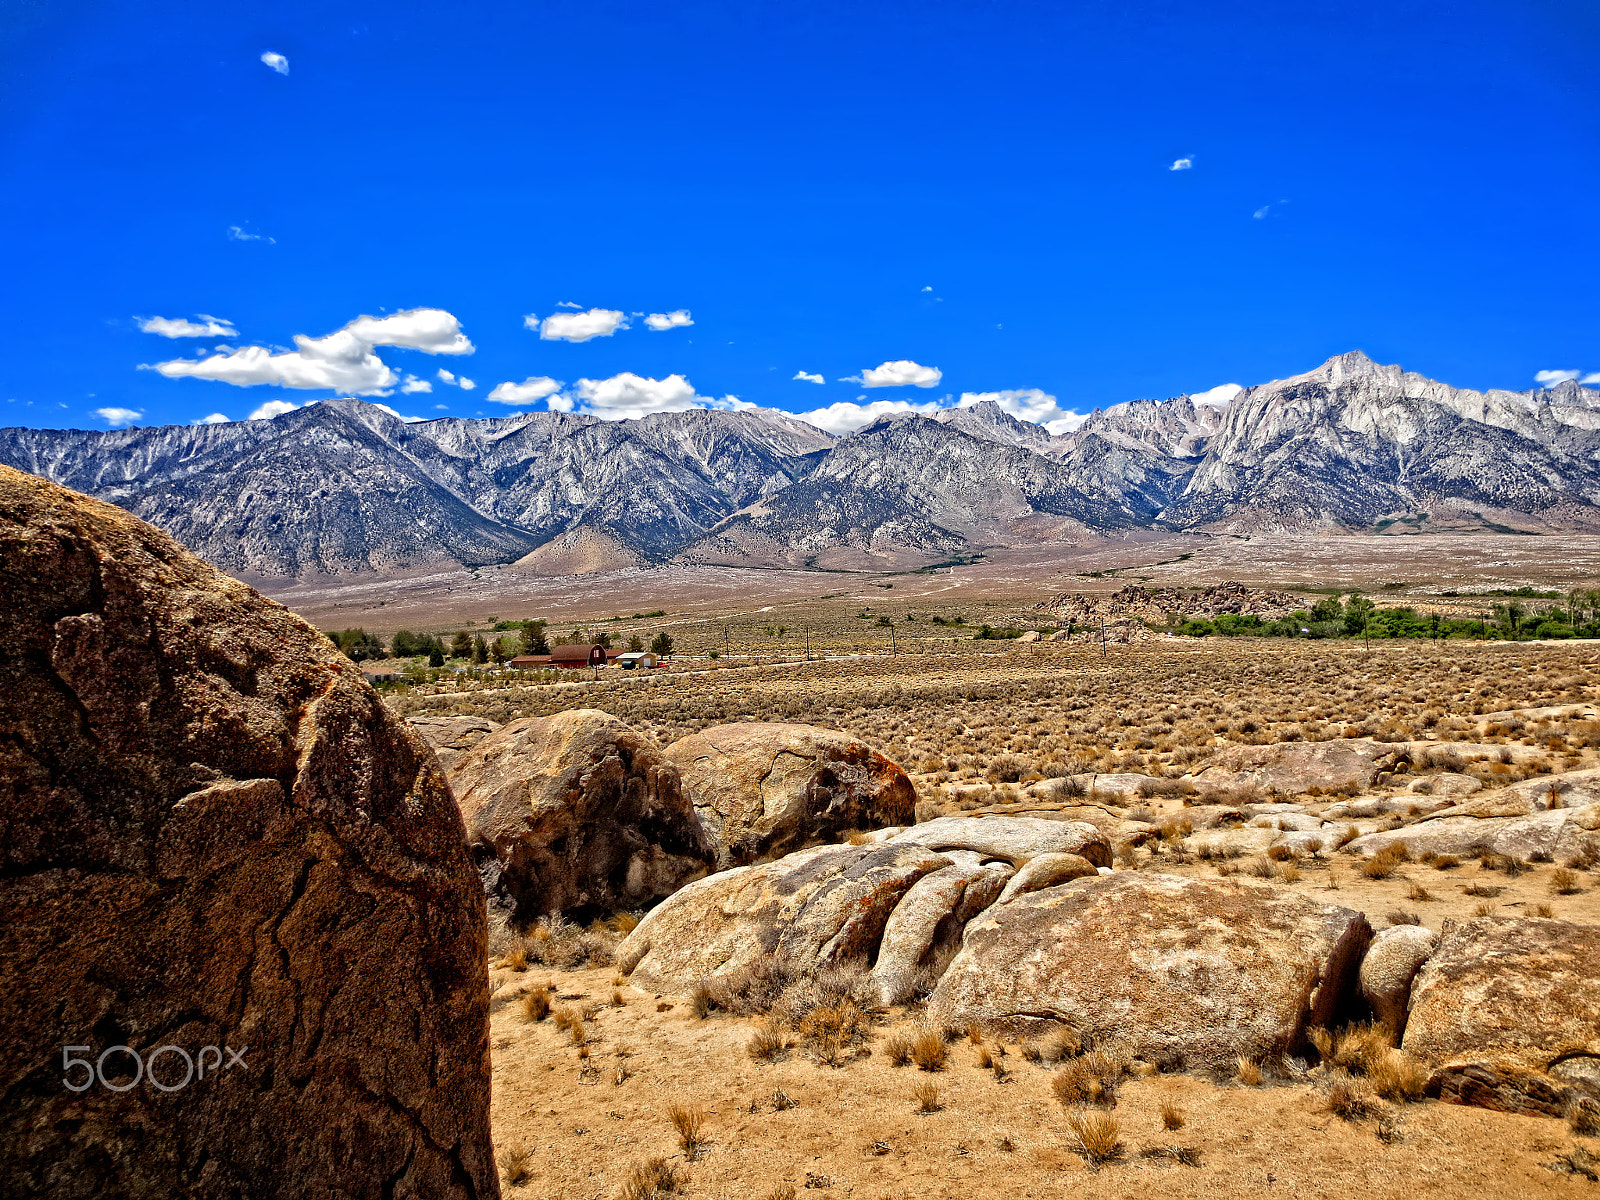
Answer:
[0, 465, 498, 1199]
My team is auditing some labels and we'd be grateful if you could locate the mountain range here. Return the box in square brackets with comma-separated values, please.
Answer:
[5, 351, 1600, 580]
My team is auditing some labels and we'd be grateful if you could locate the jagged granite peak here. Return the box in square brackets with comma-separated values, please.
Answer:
[931, 401, 1056, 451]
[1066, 394, 1225, 460]
[1167, 352, 1600, 533]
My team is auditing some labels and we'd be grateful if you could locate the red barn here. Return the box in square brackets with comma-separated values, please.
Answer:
[549, 644, 608, 669]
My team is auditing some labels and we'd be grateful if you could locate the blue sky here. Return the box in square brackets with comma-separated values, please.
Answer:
[2, 0, 1597, 434]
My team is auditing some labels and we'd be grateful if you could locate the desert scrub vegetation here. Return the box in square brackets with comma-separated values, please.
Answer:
[620, 1156, 682, 1199]
[1065, 1109, 1123, 1167]
[494, 913, 626, 970]
[394, 642, 1596, 792]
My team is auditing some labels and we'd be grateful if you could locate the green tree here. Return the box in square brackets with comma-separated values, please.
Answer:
[518, 619, 549, 655]
[428, 645, 445, 668]
[1342, 594, 1375, 636]
[328, 628, 385, 661]
[627, 634, 644, 651]
[472, 634, 488, 664]
[450, 631, 472, 658]
[650, 631, 675, 656]
[490, 637, 509, 665]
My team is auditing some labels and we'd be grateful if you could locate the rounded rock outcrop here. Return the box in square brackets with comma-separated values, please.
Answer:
[662, 722, 917, 868]
[453, 708, 716, 923]
[0, 465, 497, 1199]
[1359, 924, 1439, 1039]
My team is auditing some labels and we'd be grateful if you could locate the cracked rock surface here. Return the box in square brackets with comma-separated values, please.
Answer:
[0, 464, 498, 1199]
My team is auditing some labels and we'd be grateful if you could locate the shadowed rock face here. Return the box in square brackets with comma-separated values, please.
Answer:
[928, 873, 1372, 1067]
[0, 465, 498, 1199]
[452, 709, 717, 923]
[662, 722, 917, 869]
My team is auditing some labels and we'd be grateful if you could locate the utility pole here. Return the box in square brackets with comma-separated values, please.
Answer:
[724, 626, 730, 659]
[1100, 614, 1106, 660]
[805, 627, 811, 660]
[890, 625, 897, 654]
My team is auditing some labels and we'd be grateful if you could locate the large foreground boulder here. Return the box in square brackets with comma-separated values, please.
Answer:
[870, 852, 1014, 1006]
[617, 842, 951, 990]
[453, 709, 716, 922]
[1404, 917, 1600, 1113]
[1342, 806, 1600, 862]
[662, 722, 917, 868]
[0, 465, 497, 1199]
[1360, 924, 1438, 1039]
[929, 873, 1372, 1067]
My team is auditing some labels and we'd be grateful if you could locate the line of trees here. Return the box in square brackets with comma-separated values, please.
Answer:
[1165, 591, 1600, 641]
[325, 617, 676, 664]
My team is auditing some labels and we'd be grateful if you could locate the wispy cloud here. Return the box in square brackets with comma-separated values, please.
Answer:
[260, 51, 289, 75]
[437, 368, 476, 390]
[793, 370, 825, 385]
[555, 300, 583, 309]
[1536, 369, 1600, 387]
[487, 376, 563, 405]
[644, 309, 693, 331]
[227, 225, 275, 244]
[138, 314, 237, 338]
[1170, 157, 1192, 171]
[373, 403, 427, 423]
[149, 308, 473, 396]
[526, 307, 629, 342]
[1190, 382, 1244, 406]
[248, 399, 300, 420]
[93, 406, 143, 427]
[921, 285, 933, 292]
[195, 413, 231, 425]
[860, 359, 942, 388]
[400, 375, 433, 393]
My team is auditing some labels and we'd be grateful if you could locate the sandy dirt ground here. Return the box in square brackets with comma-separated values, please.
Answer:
[486, 955, 1599, 1200]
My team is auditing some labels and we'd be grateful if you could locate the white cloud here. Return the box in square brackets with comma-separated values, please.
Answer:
[248, 399, 300, 420]
[1537, 369, 1582, 387]
[434, 403, 448, 410]
[1190, 382, 1244, 406]
[860, 359, 942, 388]
[373, 402, 426, 423]
[1253, 205, 1271, 219]
[921, 285, 933, 292]
[437, 368, 475, 389]
[227, 226, 274, 243]
[1170, 157, 1192, 171]
[529, 308, 629, 342]
[556, 300, 583, 309]
[94, 407, 143, 427]
[1587, 374, 1600, 385]
[644, 309, 693, 331]
[138, 314, 237, 338]
[149, 307, 473, 395]
[793, 370, 825, 385]
[437, 369, 456, 384]
[400, 375, 433, 393]
[794, 398, 946, 435]
[487, 376, 563, 405]
[195, 413, 231, 425]
[260, 51, 289, 75]
[958, 388, 1085, 433]
[558, 373, 703, 420]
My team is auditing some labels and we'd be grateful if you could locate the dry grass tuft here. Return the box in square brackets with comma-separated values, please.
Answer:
[522, 987, 552, 1023]
[666, 1103, 706, 1154]
[1325, 1073, 1377, 1121]
[1368, 1050, 1429, 1102]
[1065, 1109, 1123, 1167]
[1553, 867, 1582, 894]
[885, 1033, 913, 1067]
[911, 1029, 948, 1072]
[1570, 1098, 1600, 1137]
[912, 1080, 943, 1113]
[770, 1086, 796, 1111]
[1160, 1098, 1185, 1131]
[747, 1028, 788, 1062]
[499, 1143, 533, 1187]
[620, 1156, 682, 1199]
[1236, 1056, 1262, 1086]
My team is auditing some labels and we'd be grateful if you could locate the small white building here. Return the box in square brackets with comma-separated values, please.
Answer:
[615, 651, 661, 669]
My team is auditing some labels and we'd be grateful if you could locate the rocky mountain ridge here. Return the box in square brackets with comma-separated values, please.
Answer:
[4, 352, 1599, 578]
